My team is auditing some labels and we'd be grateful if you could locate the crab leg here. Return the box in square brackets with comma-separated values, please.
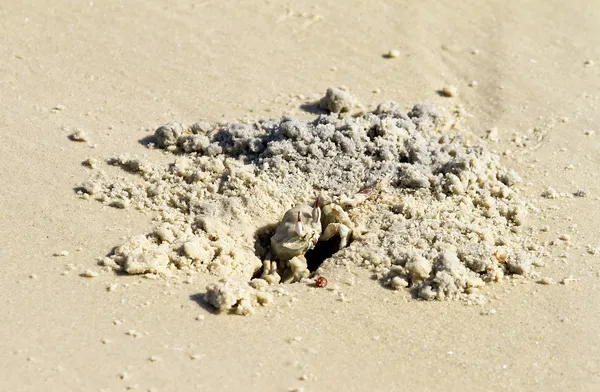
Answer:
[321, 223, 350, 248]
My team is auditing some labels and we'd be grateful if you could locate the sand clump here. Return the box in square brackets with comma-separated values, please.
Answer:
[78, 89, 541, 313]
[319, 87, 357, 114]
[69, 129, 89, 142]
[204, 278, 275, 316]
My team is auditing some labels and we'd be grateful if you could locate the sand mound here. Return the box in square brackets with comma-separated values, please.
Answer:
[78, 91, 540, 313]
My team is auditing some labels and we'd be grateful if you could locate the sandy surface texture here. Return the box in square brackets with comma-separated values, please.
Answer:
[2, 1, 600, 391]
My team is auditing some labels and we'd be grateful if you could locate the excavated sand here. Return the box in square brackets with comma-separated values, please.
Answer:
[78, 92, 539, 314]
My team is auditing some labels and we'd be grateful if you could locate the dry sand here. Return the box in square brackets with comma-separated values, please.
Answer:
[1, 1, 600, 391]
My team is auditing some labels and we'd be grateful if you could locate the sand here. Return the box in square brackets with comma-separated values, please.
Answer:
[81, 96, 536, 311]
[2, 1, 600, 391]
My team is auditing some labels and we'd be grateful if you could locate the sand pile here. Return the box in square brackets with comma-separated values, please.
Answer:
[78, 89, 540, 314]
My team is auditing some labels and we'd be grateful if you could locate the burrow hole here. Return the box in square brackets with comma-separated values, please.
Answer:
[253, 224, 347, 277]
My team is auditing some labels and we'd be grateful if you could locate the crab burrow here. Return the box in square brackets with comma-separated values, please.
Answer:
[78, 89, 541, 315]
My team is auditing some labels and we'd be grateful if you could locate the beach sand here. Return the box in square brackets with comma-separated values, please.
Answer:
[1, 1, 599, 390]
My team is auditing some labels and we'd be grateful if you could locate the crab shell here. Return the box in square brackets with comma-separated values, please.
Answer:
[270, 204, 321, 262]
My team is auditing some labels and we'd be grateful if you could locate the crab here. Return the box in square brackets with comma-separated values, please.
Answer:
[261, 196, 355, 284]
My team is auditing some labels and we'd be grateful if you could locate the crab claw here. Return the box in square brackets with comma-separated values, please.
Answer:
[295, 211, 304, 236]
[312, 197, 321, 223]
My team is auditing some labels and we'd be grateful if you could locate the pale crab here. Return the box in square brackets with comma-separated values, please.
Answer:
[261, 185, 381, 284]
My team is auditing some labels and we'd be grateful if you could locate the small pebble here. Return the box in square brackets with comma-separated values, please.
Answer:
[82, 158, 99, 169]
[558, 234, 571, 241]
[82, 269, 98, 278]
[69, 129, 89, 142]
[538, 277, 554, 285]
[190, 353, 203, 360]
[51, 104, 66, 112]
[53, 250, 69, 257]
[387, 49, 400, 58]
[439, 85, 458, 97]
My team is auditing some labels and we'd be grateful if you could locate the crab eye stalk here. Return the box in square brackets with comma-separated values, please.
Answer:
[295, 212, 305, 236]
[312, 197, 321, 223]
